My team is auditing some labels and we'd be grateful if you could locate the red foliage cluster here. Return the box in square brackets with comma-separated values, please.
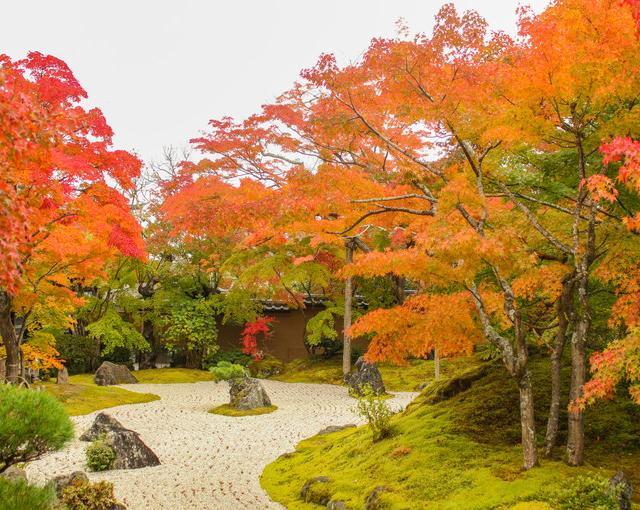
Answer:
[240, 316, 276, 360]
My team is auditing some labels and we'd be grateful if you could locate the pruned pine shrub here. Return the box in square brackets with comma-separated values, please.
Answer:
[0, 478, 54, 510]
[209, 361, 247, 381]
[0, 384, 73, 472]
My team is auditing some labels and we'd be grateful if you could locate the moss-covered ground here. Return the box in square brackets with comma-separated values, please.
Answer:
[39, 368, 213, 415]
[261, 356, 640, 509]
[133, 368, 216, 384]
[209, 404, 278, 417]
[40, 376, 159, 416]
[270, 356, 468, 392]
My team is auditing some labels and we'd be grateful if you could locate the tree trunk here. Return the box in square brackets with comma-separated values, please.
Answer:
[518, 368, 539, 470]
[342, 241, 354, 376]
[138, 319, 157, 369]
[567, 274, 589, 466]
[185, 348, 203, 369]
[544, 276, 573, 456]
[0, 291, 19, 383]
[434, 348, 440, 380]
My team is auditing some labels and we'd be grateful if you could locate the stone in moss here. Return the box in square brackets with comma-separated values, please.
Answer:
[364, 486, 390, 510]
[300, 476, 332, 505]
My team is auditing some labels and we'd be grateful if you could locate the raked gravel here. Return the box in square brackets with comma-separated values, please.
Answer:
[26, 379, 417, 510]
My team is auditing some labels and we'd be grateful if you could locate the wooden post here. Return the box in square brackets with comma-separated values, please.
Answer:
[434, 348, 440, 380]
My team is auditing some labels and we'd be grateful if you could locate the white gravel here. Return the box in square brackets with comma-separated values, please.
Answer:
[26, 380, 417, 510]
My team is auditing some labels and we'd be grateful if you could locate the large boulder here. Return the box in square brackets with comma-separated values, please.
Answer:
[344, 356, 385, 396]
[94, 361, 138, 386]
[229, 376, 271, 410]
[80, 413, 160, 470]
[80, 412, 126, 441]
[56, 366, 69, 384]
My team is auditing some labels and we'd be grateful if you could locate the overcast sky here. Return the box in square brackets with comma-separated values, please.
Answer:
[2, 1, 549, 165]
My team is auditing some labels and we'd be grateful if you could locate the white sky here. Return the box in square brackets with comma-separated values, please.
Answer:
[2, 0, 549, 166]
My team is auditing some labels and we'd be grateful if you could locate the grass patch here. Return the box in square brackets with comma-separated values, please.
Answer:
[40, 380, 158, 416]
[209, 404, 278, 417]
[270, 356, 470, 392]
[261, 356, 640, 509]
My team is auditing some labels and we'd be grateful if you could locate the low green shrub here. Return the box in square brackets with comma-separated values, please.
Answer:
[60, 479, 120, 510]
[204, 349, 251, 369]
[0, 478, 54, 510]
[248, 355, 284, 378]
[85, 436, 115, 472]
[0, 384, 73, 471]
[209, 361, 247, 381]
[355, 385, 394, 442]
[54, 334, 100, 375]
[545, 474, 619, 510]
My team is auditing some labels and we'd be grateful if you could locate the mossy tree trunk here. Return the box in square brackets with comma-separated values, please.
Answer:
[342, 240, 354, 377]
[469, 277, 538, 470]
[567, 270, 591, 466]
[518, 369, 538, 470]
[544, 274, 574, 456]
[0, 291, 19, 383]
[565, 131, 596, 467]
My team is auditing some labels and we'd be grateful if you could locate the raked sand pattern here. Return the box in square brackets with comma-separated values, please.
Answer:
[27, 380, 417, 510]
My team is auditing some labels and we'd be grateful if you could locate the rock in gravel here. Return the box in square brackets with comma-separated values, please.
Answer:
[301, 476, 332, 505]
[107, 428, 160, 470]
[344, 356, 385, 396]
[56, 366, 69, 384]
[94, 361, 138, 386]
[317, 424, 356, 435]
[80, 412, 126, 441]
[51, 471, 89, 496]
[81, 412, 160, 470]
[610, 471, 633, 510]
[1, 465, 27, 482]
[229, 376, 271, 410]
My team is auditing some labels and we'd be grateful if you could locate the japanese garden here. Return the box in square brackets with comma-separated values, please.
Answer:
[2, 0, 640, 509]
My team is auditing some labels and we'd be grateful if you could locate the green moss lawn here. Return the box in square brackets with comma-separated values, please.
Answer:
[40, 368, 214, 415]
[40, 375, 159, 416]
[270, 356, 469, 392]
[261, 356, 640, 509]
[209, 404, 278, 417]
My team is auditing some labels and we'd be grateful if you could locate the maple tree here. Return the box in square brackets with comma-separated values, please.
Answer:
[240, 316, 276, 360]
[169, 0, 640, 472]
[0, 53, 144, 382]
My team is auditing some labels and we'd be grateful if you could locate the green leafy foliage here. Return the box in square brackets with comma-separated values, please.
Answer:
[205, 349, 252, 369]
[0, 385, 73, 472]
[0, 478, 54, 510]
[209, 361, 247, 381]
[163, 298, 219, 357]
[54, 334, 100, 374]
[305, 305, 342, 347]
[85, 436, 116, 472]
[60, 479, 121, 510]
[355, 384, 394, 442]
[87, 308, 149, 356]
